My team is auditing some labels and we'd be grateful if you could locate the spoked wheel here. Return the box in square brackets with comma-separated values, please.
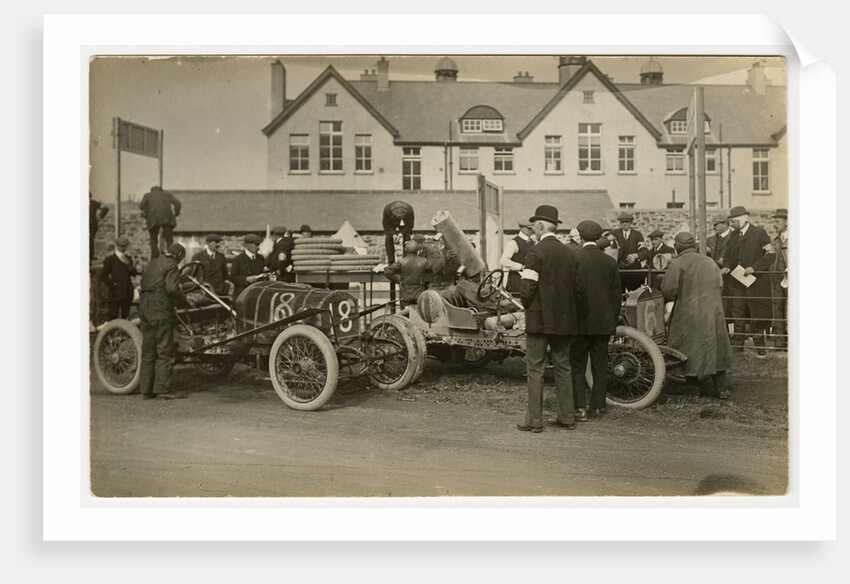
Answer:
[477, 270, 505, 301]
[178, 261, 206, 293]
[451, 346, 493, 369]
[605, 325, 665, 409]
[366, 315, 421, 391]
[268, 324, 339, 411]
[93, 319, 143, 394]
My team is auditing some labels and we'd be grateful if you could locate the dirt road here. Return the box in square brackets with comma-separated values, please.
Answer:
[89, 354, 789, 498]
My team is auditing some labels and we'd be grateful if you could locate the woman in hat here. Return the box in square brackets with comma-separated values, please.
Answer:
[661, 232, 733, 399]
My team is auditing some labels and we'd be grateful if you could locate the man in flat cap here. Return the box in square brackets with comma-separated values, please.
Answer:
[661, 232, 733, 399]
[570, 220, 621, 421]
[229, 233, 267, 299]
[726, 206, 775, 357]
[139, 243, 188, 400]
[517, 204, 578, 433]
[706, 215, 735, 321]
[611, 212, 645, 292]
[99, 236, 139, 320]
[499, 218, 536, 295]
[770, 208, 789, 349]
[638, 229, 675, 289]
[266, 226, 295, 282]
[382, 201, 415, 264]
[139, 185, 181, 259]
[191, 233, 231, 296]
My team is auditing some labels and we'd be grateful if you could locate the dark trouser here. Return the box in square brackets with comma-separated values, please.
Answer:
[730, 294, 770, 348]
[105, 299, 133, 320]
[570, 334, 609, 410]
[688, 371, 728, 397]
[139, 318, 176, 397]
[772, 285, 787, 346]
[384, 231, 412, 264]
[148, 224, 174, 259]
[524, 333, 575, 427]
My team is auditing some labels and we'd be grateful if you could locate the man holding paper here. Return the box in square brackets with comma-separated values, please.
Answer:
[726, 206, 776, 357]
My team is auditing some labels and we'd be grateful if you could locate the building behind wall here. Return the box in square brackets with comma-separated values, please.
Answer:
[260, 55, 787, 227]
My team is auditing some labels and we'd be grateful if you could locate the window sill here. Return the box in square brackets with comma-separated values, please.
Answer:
[493, 171, 515, 175]
[319, 171, 345, 175]
[544, 171, 564, 176]
[289, 170, 311, 175]
[354, 171, 374, 175]
[665, 171, 686, 176]
[618, 171, 637, 175]
[578, 170, 604, 175]
[458, 170, 479, 175]
[752, 191, 772, 196]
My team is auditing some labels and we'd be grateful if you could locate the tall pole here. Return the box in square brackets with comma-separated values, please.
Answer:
[718, 123, 724, 205]
[114, 117, 121, 238]
[688, 150, 696, 236]
[696, 86, 707, 254]
[159, 129, 164, 186]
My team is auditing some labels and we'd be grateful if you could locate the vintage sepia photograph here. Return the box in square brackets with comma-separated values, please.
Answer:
[86, 52, 792, 500]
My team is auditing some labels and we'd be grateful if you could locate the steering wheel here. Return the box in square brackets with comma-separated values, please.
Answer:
[178, 261, 206, 293]
[477, 270, 505, 301]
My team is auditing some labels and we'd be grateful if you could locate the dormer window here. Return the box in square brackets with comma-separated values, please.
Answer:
[460, 105, 505, 134]
[670, 120, 687, 134]
[666, 107, 712, 135]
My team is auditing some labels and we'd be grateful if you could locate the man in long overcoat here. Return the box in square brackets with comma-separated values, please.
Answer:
[570, 220, 621, 420]
[661, 232, 733, 399]
[706, 215, 735, 320]
[517, 204, 578, 432]
[139, 185, 181, 259]
[99, 236, 139, 319]
[725, 206, 775, 356]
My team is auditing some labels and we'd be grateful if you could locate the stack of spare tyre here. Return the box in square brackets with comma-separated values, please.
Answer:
[290, 236, 380, 273]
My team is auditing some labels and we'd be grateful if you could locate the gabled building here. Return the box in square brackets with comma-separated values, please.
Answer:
[258, 56, 786, 229]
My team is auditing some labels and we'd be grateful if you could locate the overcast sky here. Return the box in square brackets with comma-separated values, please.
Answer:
[89, 54, 786, 202]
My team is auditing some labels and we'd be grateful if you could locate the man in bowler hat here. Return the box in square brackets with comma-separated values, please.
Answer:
[517, 204, 579, 433]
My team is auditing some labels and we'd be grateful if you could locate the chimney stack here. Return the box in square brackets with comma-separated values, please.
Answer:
[747, 61, 767, 95]
[271, 60, 286, 117]
[558, 56, 586, 86]
[513, 71, 534, 83]
[377, 57, 389, 91]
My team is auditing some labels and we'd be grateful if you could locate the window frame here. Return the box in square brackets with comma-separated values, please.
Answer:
[705, 148, 718, 174]
[752, 148, 770, 193]
[578, 122, 602, 174]
[288, 134, 310, 174]
[665, 148, 685, 174]
[402, 147, 421, 191]
[582, 90, 595, 104]
[618, 135, 635, 174]
[459, 147, 479, 173]
[325, 93, 337, 107]
[544, 135, 563, 174]
[319, 121, 343, 173]
[354, 134, 372, 173]
[493, 147, 514, 174]
[461, 119, 482, 133]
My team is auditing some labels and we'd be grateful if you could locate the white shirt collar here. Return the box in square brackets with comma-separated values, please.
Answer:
[582, 241, 597, 248]
[539, 232, 556, 241]
[518, 231, 531, 242]
[719, 227, 731, 237]
[740, 223, 750, 236]
[245, 251, 256, 260]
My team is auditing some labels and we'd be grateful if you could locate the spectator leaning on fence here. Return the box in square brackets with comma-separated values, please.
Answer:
[725, 206, 776, 357]
[770, 208, 788, 349]
[661, 232, 733, 399]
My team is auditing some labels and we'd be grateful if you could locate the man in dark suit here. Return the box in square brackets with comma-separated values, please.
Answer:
[229, 233, 267, 299]
[517, 205, 578, 433]
[638, 229, 675, 289]
[139, 185, 181, 259]
[725, 206, 775, 357]
[611, 212, 645, 292]
[191, 233, 231, 296]
[706, 215, 735, 320]
[570, 220, 622, 421]
[99, 236, 139, 319]
[266, 226, 296, 282]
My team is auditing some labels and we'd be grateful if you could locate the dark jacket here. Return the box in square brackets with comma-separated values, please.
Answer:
[191, 249, 230, 295]
[506, 234, 533, 293]
[519, 234, 578, 335]
[139, 186, 181, 230]
[139, 255, 185, 323]
[266, 236, 295, 277]
[382, 201, 415, 235]
[384, 254, 431, 304]
[726, 223, 775, 306]
[99, 252, 138, 302]
[574, 244, 621, 335]
[611, 227, 644, 269]
[229, 251, 266, 299]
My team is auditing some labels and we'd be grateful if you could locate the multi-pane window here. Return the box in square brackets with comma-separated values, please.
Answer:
[583, 90, 594, 104]
[706, 148, 717, 173]
[544, 136, 562, 172]
[459, 148, 479, 172]
[355, 134, 372, 172]
[494, 148, 513, 173]
[319, 121, 343, 172]
[325, 93, 337, 106]
[666, 148, 684, 173]
[753, 149, 770, 192]
[482, 119, 503, 132]
[402, 147, 421, 190]
[670, 120, 687, 134]
[289, 134, 309, 172]
[578, 123, 602, 172]
[462, 119, 482, 133]
[618, 136, 635, 172]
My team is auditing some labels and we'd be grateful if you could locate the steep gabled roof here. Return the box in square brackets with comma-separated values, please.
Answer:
[262, 65, 400, 138]
[518, 60, 662, 142]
